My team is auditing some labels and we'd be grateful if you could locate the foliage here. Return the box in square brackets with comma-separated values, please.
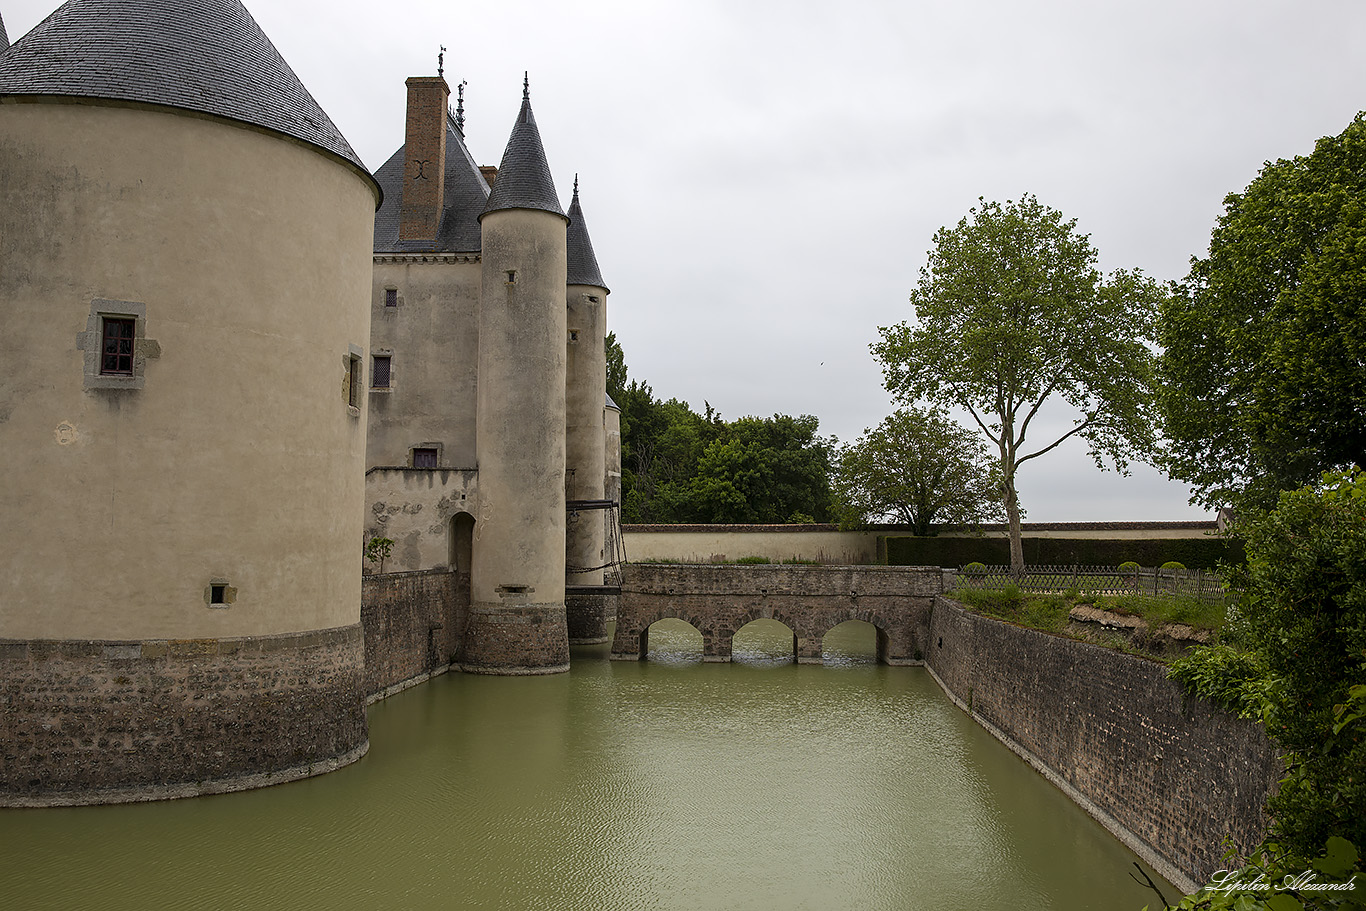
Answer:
[873, 195, 1167, 572]
[611, 336, 835, 524]
[1158, 114, 1366, 513]
[1162, 561, 1187, 572]
[831, 406, 1004, 533]
[1150, 836, 1363, 911]
[734, 556, 771, 564]
[884, 535, 1240, 569]
[1168, 470, 1366, 865]
[364, 536, 394, 573]
[1102, 592, 1227, 632]
[1120, 561, 1141, 572]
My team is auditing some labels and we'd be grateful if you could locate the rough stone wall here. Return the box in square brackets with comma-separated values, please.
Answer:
[361, 569, 466, 697]
[613, 564, 940, 663]
[0, 627, 367, 806]
[925, 595, 1278, 891]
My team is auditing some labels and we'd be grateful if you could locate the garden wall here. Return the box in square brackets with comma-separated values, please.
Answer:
[925, 595, 1279, 892]
[886, 529, 1240, 569]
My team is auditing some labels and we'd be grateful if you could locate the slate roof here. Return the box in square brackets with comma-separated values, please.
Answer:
[482, 82, 564, 220]
[373, 113, 490, 254]
[566, 178, 608, 291]
[0, 0, 366, 173]
[1, 13, 9, 53]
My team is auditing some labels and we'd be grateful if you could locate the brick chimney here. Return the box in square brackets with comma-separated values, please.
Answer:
[399, 76, 450, 242]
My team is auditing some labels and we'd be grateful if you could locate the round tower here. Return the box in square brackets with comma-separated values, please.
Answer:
[0, 0, 378, 804]
[564, 178, 612, 644]
[463, 79, 571, 674]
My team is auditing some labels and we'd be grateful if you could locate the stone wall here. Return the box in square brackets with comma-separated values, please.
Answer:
[614, 563, 941, 663]
[924, 595, 1278, 892]
[361, 569, 466, 699]
[0, 627, 367, 806]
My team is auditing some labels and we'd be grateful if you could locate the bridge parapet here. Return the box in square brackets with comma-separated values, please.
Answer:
[612, 563, 942, 664]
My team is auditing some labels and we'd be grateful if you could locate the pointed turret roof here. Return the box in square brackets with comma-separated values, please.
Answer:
[1, 13, 10, 53]
[566, 176, 608, 291]
[373, 113, 490, 253]
[481, 77, 565, 220]
[0, 0, 366, 174]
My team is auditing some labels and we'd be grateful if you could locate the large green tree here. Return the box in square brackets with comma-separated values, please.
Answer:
[873, 195, 1166, 572]
[833, 407, 1003, 534]
[1159, 114, 1366, 512]
[1166, 471, 1366, 908]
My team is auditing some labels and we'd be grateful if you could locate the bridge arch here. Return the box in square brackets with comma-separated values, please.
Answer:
[732, 616, 798, 665]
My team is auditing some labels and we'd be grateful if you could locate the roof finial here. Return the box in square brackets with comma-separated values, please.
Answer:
[455, 80, 467, 133]
[438, 45, 446, 78]
[523, 71, 529, 100]
[573, 174, 579, 198]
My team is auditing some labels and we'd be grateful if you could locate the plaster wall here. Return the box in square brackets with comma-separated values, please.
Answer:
[0, 102, 374, 640]
[368, 256, 481, 468]
[565, 284, 606, 584]
[465, 206, 570, 672]
[364, 468, 478, 573]
[623, 527, 882, 565]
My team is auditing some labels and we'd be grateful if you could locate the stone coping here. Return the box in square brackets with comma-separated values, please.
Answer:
[624, 521, 1218, 533]
[0, 624, 360, 660]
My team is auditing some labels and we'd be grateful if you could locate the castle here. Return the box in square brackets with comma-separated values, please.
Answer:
[0, 0, 617, 805]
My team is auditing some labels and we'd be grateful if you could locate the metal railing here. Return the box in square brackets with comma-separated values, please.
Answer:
[954, 564, 1227, 603]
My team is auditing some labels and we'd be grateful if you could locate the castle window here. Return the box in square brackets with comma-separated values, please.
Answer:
[385, 288, 398, 308]
[413, 448, 438, 468]
[100, 318, 136, 375]
[210, 584, 227, 604]
[346, 355, 361, 407]
[78, 299, 159, 390]
[372, 355, 392, 388]
[205, 579, 236, 608]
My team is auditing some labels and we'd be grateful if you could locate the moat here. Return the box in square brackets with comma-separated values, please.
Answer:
[0, 621, 1172, 910]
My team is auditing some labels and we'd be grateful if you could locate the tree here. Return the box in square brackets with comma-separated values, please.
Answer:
[872, 195, 1166, 573]
[832, 407, 1004, 534]
[1166, 471, 1366, 907]
[1158, 114, 1366, 513]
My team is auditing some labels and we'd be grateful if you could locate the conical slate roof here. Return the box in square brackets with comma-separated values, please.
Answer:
[0, 0, 366, 173]
[481, 80, 564, 220]
[566, 177, 607, 291]
[1, 13, 10, 53]
[373, 112, 490, 253]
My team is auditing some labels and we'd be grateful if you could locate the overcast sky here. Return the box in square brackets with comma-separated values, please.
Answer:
[6, 0, 1364, 521]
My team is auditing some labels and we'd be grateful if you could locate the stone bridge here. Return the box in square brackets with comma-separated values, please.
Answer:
[611, 563, 944, 664]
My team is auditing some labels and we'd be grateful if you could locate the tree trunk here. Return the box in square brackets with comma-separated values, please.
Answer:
[1004, 476, 1024, 577]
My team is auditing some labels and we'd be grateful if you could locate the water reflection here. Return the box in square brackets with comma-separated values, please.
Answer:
[0, 621, 1174, 911]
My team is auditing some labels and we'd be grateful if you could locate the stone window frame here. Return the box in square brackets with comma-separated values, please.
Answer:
[343, 344, 364, 417]
[205, 578, 238, 609]
[411, 442, 443, 468]
[76, 299, 161, 390]
[371, 348, 394, 391]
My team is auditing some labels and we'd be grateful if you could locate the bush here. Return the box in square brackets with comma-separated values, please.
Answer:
[962, 561, 987, 575]
[1160, 560, 1186, 571]
[1118, 561, 1140, 572]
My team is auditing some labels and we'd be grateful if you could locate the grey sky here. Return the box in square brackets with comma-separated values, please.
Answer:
[6, 0, 1363, 521]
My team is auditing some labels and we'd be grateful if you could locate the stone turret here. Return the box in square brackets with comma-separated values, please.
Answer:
[564, 177, 612, 643]
[0, 0, 378, 804]
[462, 78, 571, 674]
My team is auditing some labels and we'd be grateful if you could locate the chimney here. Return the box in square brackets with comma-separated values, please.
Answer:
[399, 76, 450, 242]
[480, 165, 498, 187]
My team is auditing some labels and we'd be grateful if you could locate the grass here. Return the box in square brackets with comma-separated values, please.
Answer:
[952, 580, 1231, 660]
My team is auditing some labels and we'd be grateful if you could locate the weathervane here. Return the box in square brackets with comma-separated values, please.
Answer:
[523, 71, 529, 100]
[438, 45, 446, 78]
[456, 80, 467, 133]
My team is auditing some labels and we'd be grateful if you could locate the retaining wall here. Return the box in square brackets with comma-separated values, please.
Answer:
[925, 595, 1278, 892]
[361, 569, 466, 699]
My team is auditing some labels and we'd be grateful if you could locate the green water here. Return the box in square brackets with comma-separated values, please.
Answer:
[0, 620, 1173, 910]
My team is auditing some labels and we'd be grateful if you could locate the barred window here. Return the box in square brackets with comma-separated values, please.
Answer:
[385, 288, 398, 307]
[100, 317, 136, 375]
[373, 355, 391, 388]
[413, 448, 438, 468]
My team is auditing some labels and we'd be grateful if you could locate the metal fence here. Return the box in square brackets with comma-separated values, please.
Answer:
[954, 564, 1227, 603]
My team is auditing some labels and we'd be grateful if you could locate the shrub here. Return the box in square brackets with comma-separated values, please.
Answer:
[1118, 561, 1140, 572]
[1160, 560, 1186, 571]
[962, 561, 987, 575]
[734, 556, 771, 565]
